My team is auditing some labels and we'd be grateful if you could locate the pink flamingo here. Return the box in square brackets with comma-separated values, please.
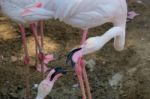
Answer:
[46, 0, 127, 99]
[0, 0, 52, 98]
[0, 0, 53, 68]
[36, 67, 66, 99]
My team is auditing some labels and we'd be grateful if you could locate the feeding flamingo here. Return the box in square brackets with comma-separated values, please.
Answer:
[43, 0, 127, 98]
[36, 67, 66, 99]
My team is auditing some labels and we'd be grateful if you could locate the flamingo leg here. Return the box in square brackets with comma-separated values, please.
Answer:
[39, 21, 45, 79]
[39, 20, 49, 99]
[31, 23, 41, 51]
[75, 63, 86, 99]
[75, 29, 89, 99]
[35, 40, 39, 67]
[80, 29, 88, 45]
[80, 29, 92, 99]
[39, 21, 44, 48]
[19, 25, 30, 99]
[82, 60, 92, 99]
[77, 74, 87, 99]
[31, 23, 44, 78]
[33, 22, 42, 73]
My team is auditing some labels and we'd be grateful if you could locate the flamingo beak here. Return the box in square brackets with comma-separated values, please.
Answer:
[50, 67, 67, 81]
[66, 48, 82, 67]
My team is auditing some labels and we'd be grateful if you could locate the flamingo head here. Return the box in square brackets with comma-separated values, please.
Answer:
[66, 37, 100, 67]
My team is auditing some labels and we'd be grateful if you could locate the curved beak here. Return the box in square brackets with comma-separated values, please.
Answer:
[50, 67, 67, 81]
[66, 48, 82, 67]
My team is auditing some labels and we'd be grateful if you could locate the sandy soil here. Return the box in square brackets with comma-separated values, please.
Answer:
[0, 1, 150, 99]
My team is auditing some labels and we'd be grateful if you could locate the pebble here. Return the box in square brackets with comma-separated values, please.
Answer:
[109, 73, 123, 89]
[72, 83, 79, 88]
[86, 59, 96, 72]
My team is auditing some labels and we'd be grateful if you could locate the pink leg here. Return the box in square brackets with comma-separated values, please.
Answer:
[75, 62, 86, 99]
[38, 23, 52, 99]
[34, 23, 39, 66]
[82, 60, 92, 99]
[33, 22, 44, 74]
[73, 29, 90, 99]
[35, 40, 39, 66]
[19, 24, 30, 99]
[30, 23, 44, 78]
[31, 23, 40, 67]
[19, 25, 30, 65]
[39, 21, 45, 79]
[30, 23, 41, 51]
[80, 29, 92, 99]
[77, 74, 87, 99]
[39, 21, 44, 48]
[75, 58, 86, 99]
[80, 29, 88, 45]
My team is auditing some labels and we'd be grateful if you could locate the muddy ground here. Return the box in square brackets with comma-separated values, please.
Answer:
[0, 1, 150, 99]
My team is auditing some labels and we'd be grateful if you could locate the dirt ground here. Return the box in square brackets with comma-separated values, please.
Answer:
[0, 1, 150, 99]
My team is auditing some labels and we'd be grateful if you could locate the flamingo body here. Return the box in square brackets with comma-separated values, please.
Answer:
[48, 0, 127, 29]
[46, 0, 127, 54]
[0, 0, 52, 23]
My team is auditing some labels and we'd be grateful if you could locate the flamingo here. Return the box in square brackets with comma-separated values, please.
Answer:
[36, 67, 66, 99]
[0, 0, 52, 98]
[0, 0, 53, 65]
[45, 0, 127, 98]
[0, 0, 53, 69]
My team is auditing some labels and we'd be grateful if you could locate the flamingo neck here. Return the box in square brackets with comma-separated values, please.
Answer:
[81, 27, 120, 55]
[100, 29, 120, 46]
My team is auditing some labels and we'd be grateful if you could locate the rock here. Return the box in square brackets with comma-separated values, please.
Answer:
[137, 0, 143, 3]
[127, 67, 138, 76]
[86, 59, 96, 72]
[9, 92, 18, 98]
[32, 84, 39, 89]
[11, 56, 18, 62]
[72, 83, 79, 88]
[109, 73, 123, 89]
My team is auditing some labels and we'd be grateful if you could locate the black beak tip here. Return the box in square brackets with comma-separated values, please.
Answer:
[50, 67, 67, 81]
[66, 48, 82, 66]
[54, 67, 67, 75]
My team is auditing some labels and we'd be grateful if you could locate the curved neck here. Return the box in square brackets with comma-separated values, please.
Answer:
[99, 27, 120, 46]
[82, 27, 121, 55]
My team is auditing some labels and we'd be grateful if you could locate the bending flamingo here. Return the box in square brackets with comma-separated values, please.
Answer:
[46, 0, 127, 98]
[36, 67, 66, 99]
